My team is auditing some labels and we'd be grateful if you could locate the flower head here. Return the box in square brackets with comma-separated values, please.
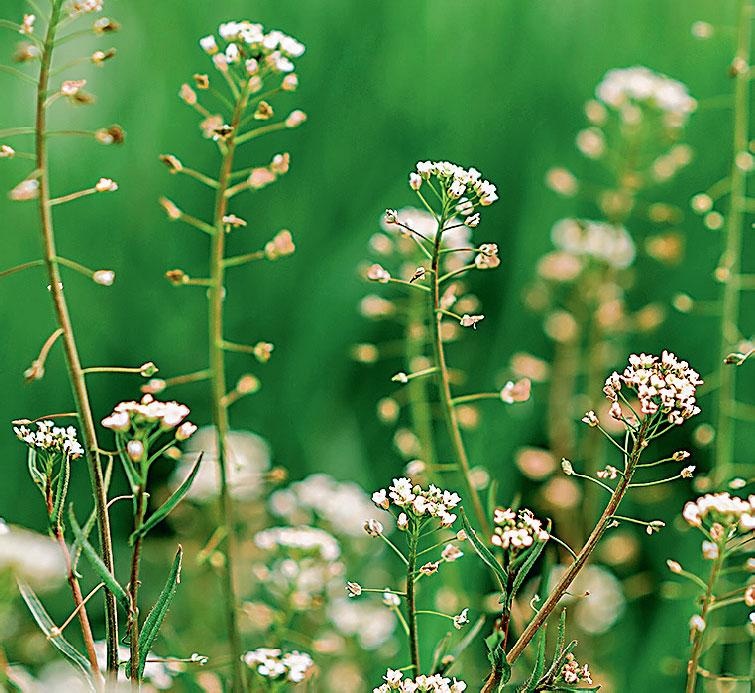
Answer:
[682, 493, 754, 534]
[243, 648, 313, 684]
[603, 351, 702, 424]
[491, 506, 549, 552]
[101, 395, 194, 437]
[371, 479, 461, 528]
[14, 420, 84, 459]
[413, 160, 498, 208]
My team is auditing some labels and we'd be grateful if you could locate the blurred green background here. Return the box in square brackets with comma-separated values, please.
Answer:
[0, 0, 753, 690]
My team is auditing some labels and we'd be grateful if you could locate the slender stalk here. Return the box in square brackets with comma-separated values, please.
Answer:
[53, 528, 101, 682]
[713, 0, 751, 484]
[208, 81, 252, 693]
[128, 488, 147, 688]
[34, 1, 119, 673]
[406, 531, 420, 673]
[504, 421, 649, 665]
[429, 215, 489, 535]
[685, 545, 726, 693]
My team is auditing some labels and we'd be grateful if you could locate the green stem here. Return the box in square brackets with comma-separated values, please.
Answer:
[714, 0, 751, 484]
[209, 80, 251, 693]
[34, 0, 119, 675]
[505, 420, 649, 665]
[685, 545, 725, 693]
[128, 487, 147, 688]
[406, 532, 420, 673]
[429, 215, 489, 535]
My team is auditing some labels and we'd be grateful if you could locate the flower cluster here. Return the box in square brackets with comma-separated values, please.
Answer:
[551, 218, 635, 270]
[682, 493, 754, 533]
[200, 21, 305, 75]
[596, 66, 697, 124]
[491, 507, 549, 552]
[243, 648, 314, 683]
[101, 394, 196, 440]
[374, 670, 467, 692]
[412, 160, 498, 206]
[254, 526, 341, 561]
[558, 653, 593, 686]
[603, 351, 702, 424]
[372, 478, 461, 528]
[13, 420, 84, 459]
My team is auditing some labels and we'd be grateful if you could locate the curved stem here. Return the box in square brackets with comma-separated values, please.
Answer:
[685, 547, 725, 693]
[34, 1, 119, 674]
[53, 528, 101, 685]
[208, 82, 251, 693]
[714, 0, 751, 484]
[505, 421, 649, 665]
[429, 218, 489, 535]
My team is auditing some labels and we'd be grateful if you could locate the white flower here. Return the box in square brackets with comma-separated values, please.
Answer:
[346, 581, 362, 598]
[243, 648, 313, 683]
[689, 614, 706, 632]
[199, 35, 218, 54]
[453, 608, 469, 629]
[551, 218, 635, 269]
[95, 177, 118, 192]
[255, 526, 340, 561]
[14, 420, 84, 459]
[364, 519, 384, 537]
[441, 544, 463, 562]
[459, 313, 484, 328]
[409, 172, 422, 190]
[367, 263, 391, 283]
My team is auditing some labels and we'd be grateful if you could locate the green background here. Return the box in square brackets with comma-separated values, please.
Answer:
[0, 1, 752, 690]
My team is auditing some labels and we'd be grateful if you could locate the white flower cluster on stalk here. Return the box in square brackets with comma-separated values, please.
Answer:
[596, 66, 697, 123]
[243, 648, 314, 683]
[558, 653, 593, 686]
[374, 669, 467, 692]
[101, 394, 196, 440]
[551, 218, 635, 270]
[491, 507, 549, 551]
[70, 0, 104, 14]
[372, 478, 461, 528]
[254, 526, 341, 561]
[199, 21, 305, 75]
[603, 351, 702, 424]
[13, 420, 84, 459]
[683, 493, 755, 532]
[413, 160, 498, 206]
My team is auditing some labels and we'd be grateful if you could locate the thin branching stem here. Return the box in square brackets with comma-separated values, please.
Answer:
[714, 0, 751, 484]
[34, 0, 119, 675]
[208, 79, 252, 693]
[429, 211, 489, 535]
[685, 543, 726, 693]
[504, 420, 650, 665]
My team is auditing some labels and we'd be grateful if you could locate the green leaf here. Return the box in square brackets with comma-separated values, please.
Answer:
[521, 626, 547, 692]
[510, 520, 551, 601]
[26, 448, 45, 491]
[137, 545, 183, 678]
[17, 580, 95, 690]
[51, 456, 71, 529]
[68, 505, 129, 610]
[130, 454, 202, 544]
[71, 505, 97, 576]
[460, 508, 507, 593]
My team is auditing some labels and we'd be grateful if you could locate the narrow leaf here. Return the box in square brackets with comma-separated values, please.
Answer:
[510, 520, 551, 601]
[51, 456, 71, 529]
[68, 505, 129, 610]
[130, 454, 202, 544]
[521, 626, 547, 692]
[17, 580, 94, 690]
[460, 508, 507, 592]
[137, 545, 183, 677]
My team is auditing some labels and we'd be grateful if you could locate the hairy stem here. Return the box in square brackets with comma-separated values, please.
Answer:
[429, 216, 489, 535]
[714, 0, 751, 484]
[505, 421, 648, 665]
[128, 488, 147, 688]
[54, 528, 101, 683]
[34, 1, 119, 673]
[209, 83, 252, 693]
[685, 545, 725, 693]
[406, 532, 420, 673]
